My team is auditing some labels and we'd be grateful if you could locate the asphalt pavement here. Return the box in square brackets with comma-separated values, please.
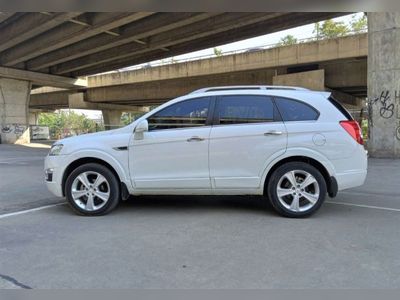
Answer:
[0, 144, 399, 288]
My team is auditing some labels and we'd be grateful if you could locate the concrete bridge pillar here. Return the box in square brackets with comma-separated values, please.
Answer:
[29, 111, 39, 125]
[102, 110, 122, 130]
[0, 77, 31, 144]
[368, 13, 400, 158]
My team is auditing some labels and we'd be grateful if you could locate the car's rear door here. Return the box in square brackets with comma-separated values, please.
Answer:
[209, 94, 287, 190]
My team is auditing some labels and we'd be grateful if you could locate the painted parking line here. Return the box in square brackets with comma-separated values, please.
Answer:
[326, 201, 400, 212]
[0, 200, 399, 220]
[0, 203, 66, 220]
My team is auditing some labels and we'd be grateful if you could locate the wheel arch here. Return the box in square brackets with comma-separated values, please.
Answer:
[263, 155, 337, 198]
[62, 157, 125, 197]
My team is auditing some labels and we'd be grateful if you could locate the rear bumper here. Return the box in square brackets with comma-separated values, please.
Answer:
[332, 146, 368, 191]
[336, 169, 368, 191]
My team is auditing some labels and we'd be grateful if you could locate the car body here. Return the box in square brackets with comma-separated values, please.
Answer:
[45, 86, 367, 217]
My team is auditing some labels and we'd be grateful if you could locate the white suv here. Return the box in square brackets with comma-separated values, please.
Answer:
[45, 86, 367, 218]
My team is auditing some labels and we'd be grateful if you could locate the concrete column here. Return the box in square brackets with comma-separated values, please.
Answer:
[368, 13, 400, 158]
[29, 111, 39, 125]
[102, 110, 122, 130]
[0, 77, 32, 144]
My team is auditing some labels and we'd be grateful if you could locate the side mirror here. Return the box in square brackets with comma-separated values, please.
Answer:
[135, 119, 148, 133]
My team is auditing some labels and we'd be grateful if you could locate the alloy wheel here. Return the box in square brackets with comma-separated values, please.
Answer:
[71, 171, 110, 211]
[276, 170, 320, 213]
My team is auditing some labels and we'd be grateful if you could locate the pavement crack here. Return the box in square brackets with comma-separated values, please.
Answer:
[0, 273, 32, 289]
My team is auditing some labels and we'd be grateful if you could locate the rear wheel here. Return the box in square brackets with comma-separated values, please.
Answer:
[267, 162, 327, 218]
[65, 163, 120, 216]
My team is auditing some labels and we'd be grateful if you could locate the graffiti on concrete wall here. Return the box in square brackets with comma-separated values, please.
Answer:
[374, 91, 394, 118]
[368, 90, 400, 141]
[1, 124, 27, 135]
[369, 91, 395, 120]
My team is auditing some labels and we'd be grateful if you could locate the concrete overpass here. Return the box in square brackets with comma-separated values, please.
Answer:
[0, 12, 399, 158]
[0, 12, 347, 144]
[0, 12, 347, 77]
[31, 33, 368, 110]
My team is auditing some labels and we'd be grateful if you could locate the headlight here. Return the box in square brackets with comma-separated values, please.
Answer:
[49, 144, 64, 156]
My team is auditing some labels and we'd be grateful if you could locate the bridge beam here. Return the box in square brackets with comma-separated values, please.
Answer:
[0, 66, 87, 89]
[1, 12, 154, 67]
[69, 92, 150, 112]
[0, 12, 83, 53]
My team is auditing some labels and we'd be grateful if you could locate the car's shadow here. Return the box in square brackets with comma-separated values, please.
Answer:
[119, 195, 272, 215]
[56, 195, 277, 217]
[58, 195, 338, 218]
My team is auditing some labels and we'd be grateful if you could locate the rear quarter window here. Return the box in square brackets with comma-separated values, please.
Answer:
[327, 96, 354, 120]
[274, 97, 319, 121]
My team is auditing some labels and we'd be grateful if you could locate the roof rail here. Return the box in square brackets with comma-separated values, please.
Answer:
[190, 85, 309, 94]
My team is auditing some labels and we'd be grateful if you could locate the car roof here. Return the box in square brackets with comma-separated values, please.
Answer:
[190, 85, 309, 94]
[188, 86, 330, 99]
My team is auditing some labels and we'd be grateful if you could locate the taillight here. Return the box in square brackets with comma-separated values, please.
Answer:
[340, 120, 364, 145]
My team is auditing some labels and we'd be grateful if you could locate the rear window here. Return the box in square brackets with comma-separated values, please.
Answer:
[328, 96, 353, 120]
[275, 97, 319, 121]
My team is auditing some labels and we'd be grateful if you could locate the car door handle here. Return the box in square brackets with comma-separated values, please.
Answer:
[264, 130, 283, 136]
[187, 136, 205, 142]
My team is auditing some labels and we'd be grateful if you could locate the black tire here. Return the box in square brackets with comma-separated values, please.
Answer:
[267, 162, 327, 218]
[65, 163, 121, 216]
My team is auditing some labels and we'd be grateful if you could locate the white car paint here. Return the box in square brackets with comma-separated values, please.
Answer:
[45, 86, 367, 199]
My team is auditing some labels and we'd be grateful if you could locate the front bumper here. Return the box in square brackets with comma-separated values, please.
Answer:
[44, 155, 66, 198]
[46, 179, 64, 197]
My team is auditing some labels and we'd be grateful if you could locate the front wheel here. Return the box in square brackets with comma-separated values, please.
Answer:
[65, 163, 121, 216]
[267, 162, 327, 218]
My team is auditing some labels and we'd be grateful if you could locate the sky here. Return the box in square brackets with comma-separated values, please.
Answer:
[72, 12, 364, 119]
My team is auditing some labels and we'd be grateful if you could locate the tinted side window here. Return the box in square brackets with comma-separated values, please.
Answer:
[216, 95, 276, 125]
[148, 97, 210, 131]
[275, 97, 319, 121]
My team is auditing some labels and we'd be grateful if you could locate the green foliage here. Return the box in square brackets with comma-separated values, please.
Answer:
[213, 47, 223, 56]
[361, 119, 369, 140]
[121, 112, 132, 126]
[38, 110, 99, 138]
[350, 14, 367, 32]
[314, 19, 349, 39]
[278, 34, 298, 46]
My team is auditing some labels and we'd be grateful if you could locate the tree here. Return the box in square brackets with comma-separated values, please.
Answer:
[278, 34, 298, 46]
[350, 14, 367, 32]
[121, 112, 132, 125]
[314, 19, 349, 39]
[38, 110, 99, 139]
[213, 47, 223, 56]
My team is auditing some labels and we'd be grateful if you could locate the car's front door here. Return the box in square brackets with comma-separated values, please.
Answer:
[130, 97, 213, 190]
[209, 94, 287, 189]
